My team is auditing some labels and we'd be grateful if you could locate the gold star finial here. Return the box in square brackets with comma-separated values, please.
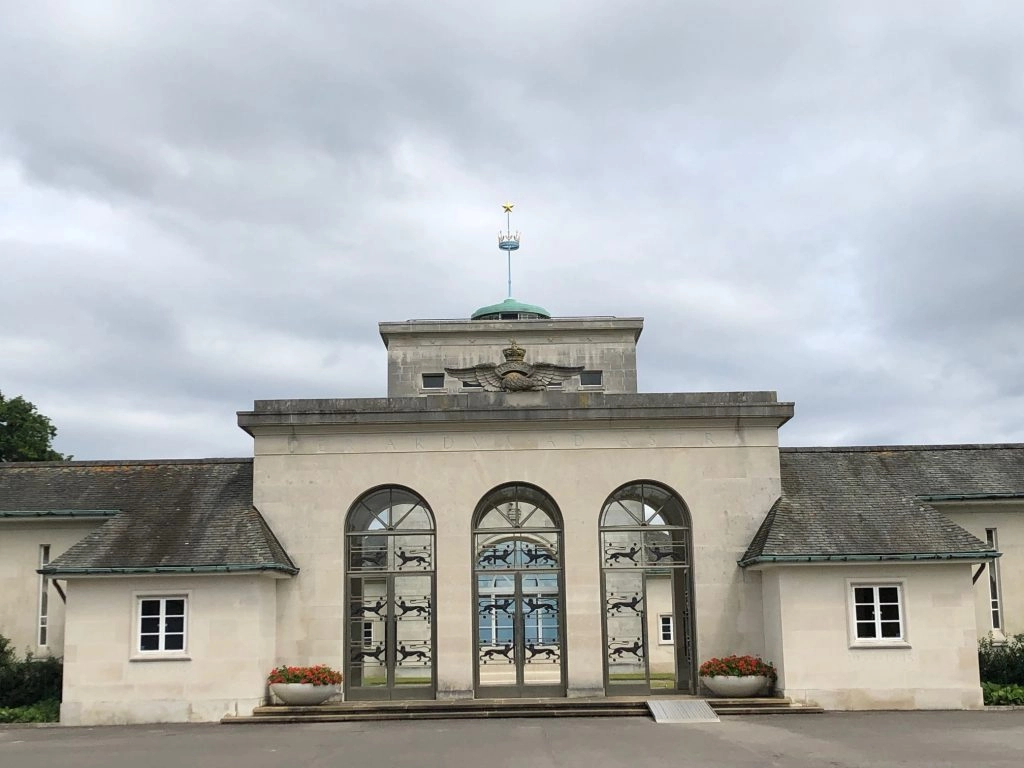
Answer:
[502, 202, 514, 213]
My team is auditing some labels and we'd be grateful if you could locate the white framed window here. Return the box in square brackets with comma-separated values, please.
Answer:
[986, 529, 1003, 632]
[38, 545, 50, 647]
[658, 614, 674, 644]
[137, 596, 188, 653]
[580, 370, 603, 387]
[362, 621, 374, 644]
[849, 583, 906, 645]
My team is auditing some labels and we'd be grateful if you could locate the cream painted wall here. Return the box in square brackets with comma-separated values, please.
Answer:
[252, 420, 782, 697]
[764, 564, 983, 710]
[942, 502, 1024, 638]
[645, 574, 674, 674]
[0, 520, 101, 657]
[60, 574, 279, 725]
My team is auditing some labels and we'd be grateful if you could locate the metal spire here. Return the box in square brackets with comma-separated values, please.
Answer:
[497, 202, 520, 298]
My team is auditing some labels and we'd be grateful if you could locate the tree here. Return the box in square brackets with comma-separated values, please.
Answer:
[0, 391, 70, 462]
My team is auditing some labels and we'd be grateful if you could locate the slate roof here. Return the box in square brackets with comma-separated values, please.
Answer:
[0, 458, 297, 576]
[741, 444, 1024, 566]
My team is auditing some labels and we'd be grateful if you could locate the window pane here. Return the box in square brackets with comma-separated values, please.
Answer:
[856, 622, 877, 639]
[880, 604, 900, 621]
[140, 634, 160, 651]
[878, 587, 898, 604]
[855, 604, 875, 621]
[422, 373, 444, 389]
[165, 617, 185, 634]
[853, 587, 873, 604]
[140, 600, 161, 616]
[140, 617, 160, 634]
[880, 622, 902, 639]
[164, 634, 185, 651]
[165, 599, 185, 616]
[580, 370, 603, 386]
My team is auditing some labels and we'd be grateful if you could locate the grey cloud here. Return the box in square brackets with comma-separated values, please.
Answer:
[1, 1, 1023, 458]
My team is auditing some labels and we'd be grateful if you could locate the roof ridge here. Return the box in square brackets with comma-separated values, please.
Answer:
[0, 457, 253, 468]
[781, 443, 1024, 454]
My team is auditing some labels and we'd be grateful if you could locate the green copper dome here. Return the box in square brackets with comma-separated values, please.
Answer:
[471, 297, 551, 320]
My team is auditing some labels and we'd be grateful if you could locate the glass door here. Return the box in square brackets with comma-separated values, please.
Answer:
[600, 482, 695, 695]
[346, 487, 435, 701]
[473, 484, 566, 698]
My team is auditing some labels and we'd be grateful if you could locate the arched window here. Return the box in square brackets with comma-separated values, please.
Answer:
[345, 486, 435, 701]
[600, 481, 695, 695]
[472, 483, 566, 697]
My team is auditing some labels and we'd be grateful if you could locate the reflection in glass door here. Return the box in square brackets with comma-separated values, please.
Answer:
[346, 487, 435, 701]
[474, 484, 566, 698]
[600, 482, 695, 696]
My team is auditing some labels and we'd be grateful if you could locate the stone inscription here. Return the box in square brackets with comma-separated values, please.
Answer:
[262, 428, 773, 456]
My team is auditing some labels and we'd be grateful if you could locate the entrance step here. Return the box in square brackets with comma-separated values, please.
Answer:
[222, 696, 822, 724]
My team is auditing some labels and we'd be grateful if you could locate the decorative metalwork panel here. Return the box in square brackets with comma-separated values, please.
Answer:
[601, 530, 688, 568]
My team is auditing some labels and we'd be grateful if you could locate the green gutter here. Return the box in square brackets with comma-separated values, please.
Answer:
[917, 493, 1024, 502]
[39, 563, 299, 576]
[738, 551, 999, 568]
[0, 509, 121, 519]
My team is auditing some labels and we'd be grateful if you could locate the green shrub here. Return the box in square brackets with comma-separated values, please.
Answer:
[982, 682, 1024, 706]
[0, 635, 63, 708]
[0, 699, 60, 723]
[979, 633, 1024, 685]
[0, 634, 15, 667]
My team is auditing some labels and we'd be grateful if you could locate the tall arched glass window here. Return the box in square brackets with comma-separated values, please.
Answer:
[599, 481, 695, 695]
[346, 486, 435, 701]
[472, 483, 566, 698]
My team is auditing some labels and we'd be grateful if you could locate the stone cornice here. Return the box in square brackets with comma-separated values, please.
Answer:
[238, 391, 793, 434]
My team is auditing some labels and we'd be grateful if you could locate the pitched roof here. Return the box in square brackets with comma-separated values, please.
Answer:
[741, 444, 1024, 566]
[0, 459, 296, 575]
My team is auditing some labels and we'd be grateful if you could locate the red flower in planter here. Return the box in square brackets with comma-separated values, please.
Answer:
[267, 664, 343, 685]
[698, 655, 775, 679]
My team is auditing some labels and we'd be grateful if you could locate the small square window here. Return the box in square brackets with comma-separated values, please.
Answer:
[580, 370, 603, 387]
[137, 596, 188, 654]
[659, 614, 674, 644]
[850, 584, 906, 645]
[422, 373, 445, 389]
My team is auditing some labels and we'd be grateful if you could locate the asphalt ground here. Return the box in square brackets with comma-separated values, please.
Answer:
[2, 711, 1023, 768]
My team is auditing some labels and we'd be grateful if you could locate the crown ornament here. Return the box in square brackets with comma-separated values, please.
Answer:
[502, 340, 527, 363]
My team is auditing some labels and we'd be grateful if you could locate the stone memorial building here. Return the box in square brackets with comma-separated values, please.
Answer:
[1, 239, 1021, 724]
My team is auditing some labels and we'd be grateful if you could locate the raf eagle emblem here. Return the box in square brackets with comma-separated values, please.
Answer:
[445, 341, 583, 392]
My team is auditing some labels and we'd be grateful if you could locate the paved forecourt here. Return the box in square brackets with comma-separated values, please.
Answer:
[3, 711, 1024, 768]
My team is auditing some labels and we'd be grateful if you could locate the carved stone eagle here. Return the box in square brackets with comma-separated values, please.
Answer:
[445, 341, 584, 392]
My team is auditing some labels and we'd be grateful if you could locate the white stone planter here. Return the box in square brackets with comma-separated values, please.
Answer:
[700, 675, 768, 697]
[269, 683, 339, 706]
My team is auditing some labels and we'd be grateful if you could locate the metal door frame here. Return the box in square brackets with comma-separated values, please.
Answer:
[598, 481, 696, 697]
[471, 483, 567, 699]
[344, 486, 436, 702]
[473, 564, 566, 698]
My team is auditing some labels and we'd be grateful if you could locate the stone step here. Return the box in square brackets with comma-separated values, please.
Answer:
[222, 696, 822, 724]
[719, 705, 825, 715]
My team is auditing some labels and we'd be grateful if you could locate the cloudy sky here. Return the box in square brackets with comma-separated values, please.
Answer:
[2, 1, 1022, 460]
